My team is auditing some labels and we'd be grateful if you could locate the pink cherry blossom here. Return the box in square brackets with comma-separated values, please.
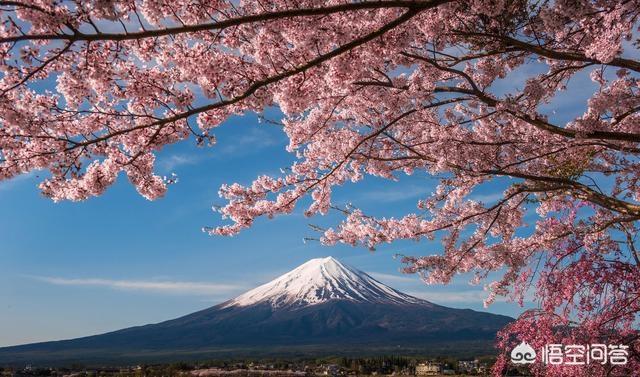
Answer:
[1, 1, 640, 375]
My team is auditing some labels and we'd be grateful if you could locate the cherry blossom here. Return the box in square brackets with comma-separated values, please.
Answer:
[2, 1, 640, 375]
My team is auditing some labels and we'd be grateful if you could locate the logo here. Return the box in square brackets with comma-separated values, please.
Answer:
[511, 341, 537, 364]
[509, 342, 629, 366]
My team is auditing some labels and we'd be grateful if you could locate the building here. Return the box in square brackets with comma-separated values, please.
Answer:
[415, 362, 440, 376]
[458, 359, 480, 373]
[323, 364, 341, 376]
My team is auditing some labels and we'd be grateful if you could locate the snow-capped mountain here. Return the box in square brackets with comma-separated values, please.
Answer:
[0, 257, 513, 365]
[223, 256, 425, 308]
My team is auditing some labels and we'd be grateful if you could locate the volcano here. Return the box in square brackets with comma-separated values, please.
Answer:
[0, 257, 513, 365]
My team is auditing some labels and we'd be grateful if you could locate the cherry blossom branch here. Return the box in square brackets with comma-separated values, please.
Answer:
[53, 8, 426, 154]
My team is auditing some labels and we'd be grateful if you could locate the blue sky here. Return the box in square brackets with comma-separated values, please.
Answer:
[0, 106, 539, 347]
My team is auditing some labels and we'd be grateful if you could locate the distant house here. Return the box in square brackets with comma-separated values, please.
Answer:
[458, 359, 479, 372]
[323, 364, 341, 376]
[415, 362, 440, 376]
[477, 362, 490, 374]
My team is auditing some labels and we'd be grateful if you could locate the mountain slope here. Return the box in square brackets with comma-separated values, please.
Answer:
[0, 257, 513, 365]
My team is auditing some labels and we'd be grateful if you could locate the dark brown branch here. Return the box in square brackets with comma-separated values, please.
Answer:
[457, 31, 640, 73]
[0, 1, 449, 44]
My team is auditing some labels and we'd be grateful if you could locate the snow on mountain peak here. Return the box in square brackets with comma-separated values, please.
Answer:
[222, 256, 428, 309]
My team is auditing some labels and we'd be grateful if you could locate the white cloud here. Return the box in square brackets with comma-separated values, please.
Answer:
[216, 126, 279, 156]
[407, 287, 536, 305]
[0, 171, 39, 192]
[157, 127, 281, 172]
[369, 272, 506, 305]
[359, 185, 432, 203]
[159, 154, 200, 171]
[368, 272, 418, 284]
[468, 191, 505, 203]
[360, 186, 509, 205]
[406, 290, 493, 303]
[30, 276, 246, 296]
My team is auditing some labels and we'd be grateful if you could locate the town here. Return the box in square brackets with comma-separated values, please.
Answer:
[0, 356, 534, 377]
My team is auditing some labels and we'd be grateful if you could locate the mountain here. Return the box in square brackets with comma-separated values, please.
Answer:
[0, 257, 513, 365]
[222, 255, 425, 308]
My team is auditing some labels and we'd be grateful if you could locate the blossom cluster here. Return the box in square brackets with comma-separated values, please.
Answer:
[1, 1, 640, 375]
